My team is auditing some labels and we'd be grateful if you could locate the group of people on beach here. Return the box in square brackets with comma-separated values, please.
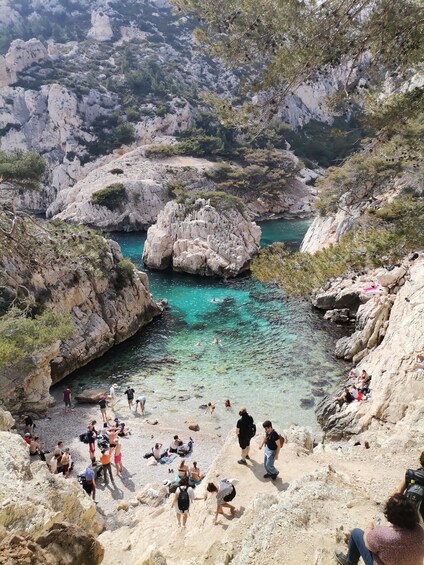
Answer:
[19, 357, 424, 564]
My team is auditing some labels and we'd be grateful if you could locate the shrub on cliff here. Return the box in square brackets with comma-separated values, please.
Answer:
[0, 308, 73, 369]
[176, 189, 245, 214]
[92, 184, 127, 210]
[252, 196, 424, 296]
[115, 259, 135, 291]
[0, 150, 46, 189]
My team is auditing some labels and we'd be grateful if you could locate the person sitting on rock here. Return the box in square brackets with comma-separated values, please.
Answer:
[334, 493, 424, 565]
[335, 387, 354, 407]
[29, 435, 45, 460]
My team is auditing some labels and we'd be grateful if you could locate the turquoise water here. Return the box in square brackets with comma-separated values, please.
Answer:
[57, 219, 346, 432]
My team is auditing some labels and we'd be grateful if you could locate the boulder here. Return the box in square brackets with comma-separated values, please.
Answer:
[143, 199, 261, 277]
[36, 522, 104, 565]
[75, 389, 107, 404]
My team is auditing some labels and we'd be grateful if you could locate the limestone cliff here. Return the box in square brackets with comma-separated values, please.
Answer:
[314, 257, 424, 439]
[142, 198, 261, 277]
[0, 215, 162, 414]
[48, 145, 215, 230]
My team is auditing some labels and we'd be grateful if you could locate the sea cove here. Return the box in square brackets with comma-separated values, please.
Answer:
[54, 219, 346, 432]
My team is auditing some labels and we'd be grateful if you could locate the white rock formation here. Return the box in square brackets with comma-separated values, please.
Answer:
[0, 430, 103, 536]
[49, 146, 215, 230]
[87, 10, 114, 42]
[316, 257, 424, 439]
[0, 39, 48, 87]
[143, 198, 261, 277]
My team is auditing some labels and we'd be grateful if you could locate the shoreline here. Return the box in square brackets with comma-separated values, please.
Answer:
[34, 396, 226, 522]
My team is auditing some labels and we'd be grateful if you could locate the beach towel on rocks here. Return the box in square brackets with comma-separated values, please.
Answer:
[159, 453, 177, 465]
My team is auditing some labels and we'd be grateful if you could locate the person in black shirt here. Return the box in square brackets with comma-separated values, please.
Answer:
[124, 386, 135, 410]
[236, 407, 254, 466]
[259, 420, 282, 480]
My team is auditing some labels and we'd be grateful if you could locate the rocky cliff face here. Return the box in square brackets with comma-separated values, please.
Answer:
[0, 0, 346, 215]
[143, 198, 261, 277]
[48, 145, 215, 230]
[0, 427, 103, 536]
[314, 257, 424, 439]
[0, 217, 162, 414]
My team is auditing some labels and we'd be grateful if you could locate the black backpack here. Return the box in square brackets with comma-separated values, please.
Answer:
[249, 416, 256, 438]
[405, 468, 424, 510]
[177, 487, 190, 512]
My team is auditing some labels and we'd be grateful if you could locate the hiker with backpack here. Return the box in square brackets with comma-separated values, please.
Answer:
[206, 480, 237, 525]
[259, 420, 284, 481]
[396, 451, 424, 520]
[172, 477, 199, 527]
[236, 407, 256, 466]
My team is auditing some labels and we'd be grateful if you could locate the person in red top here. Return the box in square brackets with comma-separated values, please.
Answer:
[24, 433, 32, 445]
[335, 493, 424, 565]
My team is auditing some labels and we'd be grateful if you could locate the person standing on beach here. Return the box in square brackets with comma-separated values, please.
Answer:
[82, 462, 96, 501]
[99, 395, 108, 423]
[100, 448, 114, 486]
[259, 420, 282, 480]
[135, 395, 146, 414]
[124, 385, 135, 410]
[63, 387, 72, 413]
[109, 384, 117, 410]
[236, 407, 255, 466]
[114, 441, 123, 476]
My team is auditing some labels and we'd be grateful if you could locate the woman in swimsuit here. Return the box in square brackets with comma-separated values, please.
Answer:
[178, 459, 189, 479]
[189, 461, 205, 484]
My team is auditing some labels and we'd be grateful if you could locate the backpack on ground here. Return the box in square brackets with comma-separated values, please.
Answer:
[177, 486, 190, 512]
[79, 432, 90, 444]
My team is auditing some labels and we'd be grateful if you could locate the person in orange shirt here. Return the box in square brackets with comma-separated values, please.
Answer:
[100, 449, 114, 485]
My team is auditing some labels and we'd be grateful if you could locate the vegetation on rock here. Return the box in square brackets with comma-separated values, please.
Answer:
[115, 258, 135, 291]
[91, 183, 127, 211]
[0, 150, 46, 189]
[174, 189, 245, 214]
[252, 197, 424, 296]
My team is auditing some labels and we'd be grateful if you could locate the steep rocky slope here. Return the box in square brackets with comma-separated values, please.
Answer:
[142, 197, 261, 276]
[315, 257, 424, 439]
[0, 0, 348, 215]
[0, 214, 162, 414]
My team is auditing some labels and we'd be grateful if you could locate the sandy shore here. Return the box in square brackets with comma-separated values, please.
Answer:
[33, 396, 225, 522]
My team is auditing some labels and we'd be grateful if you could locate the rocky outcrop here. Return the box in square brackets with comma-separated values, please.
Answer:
[312, 263, 409, 362]
[315, 258, 424, 439]
[0, 431, 103, 536]
[49, 146, 213, 230]
[143, 198, 261, 277]
[0, 39, 48, 87]
[87, 10, 113, 41]
[0, 219, 162, 414]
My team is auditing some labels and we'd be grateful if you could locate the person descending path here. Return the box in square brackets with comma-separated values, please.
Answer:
[206, 480, 237, 525]
[259, 420, 283, 480]
[236, 407, 255, 465]
[172, 477, 198, 528]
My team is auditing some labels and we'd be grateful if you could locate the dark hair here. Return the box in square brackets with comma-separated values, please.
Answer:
[173, 435, 178, 440]
[420, 451, 424, 467]
[179, 477, 189, 487]
[384, 494, 419, 530]
[263, 420, 272, 429]
[206, 482, 217, 493]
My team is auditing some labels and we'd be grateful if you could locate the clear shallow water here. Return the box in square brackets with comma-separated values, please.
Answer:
[56, 219, 346, 432]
